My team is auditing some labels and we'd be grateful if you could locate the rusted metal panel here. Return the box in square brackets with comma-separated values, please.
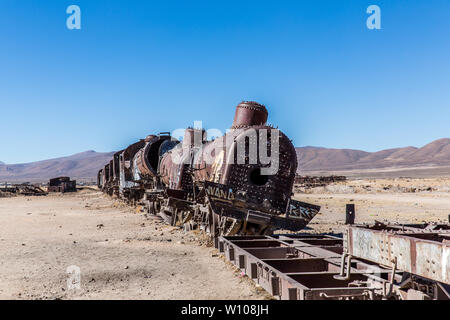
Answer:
[120, 140, 145, 183]
[346, 224, 450, 285]
[415, 240, 449, 284]
[112, 150, 123, 182]
[97, 169, 103, 189]
[108, 160, 114, 183]
[348, 227, 412, 272]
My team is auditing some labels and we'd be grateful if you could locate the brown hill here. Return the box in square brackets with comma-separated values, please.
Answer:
[297, 138, 450, 174]
[0, 151, 115, 183]
[296, 147, 369, 171]
[406, 138, 450, 164]
[2, 138, 450, 183]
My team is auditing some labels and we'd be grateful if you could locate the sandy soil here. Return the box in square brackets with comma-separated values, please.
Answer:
[1, 178, 448, 299]
[295, 178, 450, 234]
[0, 190, 269, 300]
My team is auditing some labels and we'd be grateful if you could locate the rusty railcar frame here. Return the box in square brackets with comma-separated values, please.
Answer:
[217, 223, 450, 300]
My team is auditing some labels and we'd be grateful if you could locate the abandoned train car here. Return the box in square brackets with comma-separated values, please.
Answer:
[48, 177, 76, 193]
[98, 101, 320, 236]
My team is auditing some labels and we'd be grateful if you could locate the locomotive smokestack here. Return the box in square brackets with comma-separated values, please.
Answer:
[183, 127, 206, 148]
[144, 135, 156, 143]
[231, 101, 268, 129]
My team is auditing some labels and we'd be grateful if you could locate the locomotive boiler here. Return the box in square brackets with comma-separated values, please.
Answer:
[98, 101, 320, 236]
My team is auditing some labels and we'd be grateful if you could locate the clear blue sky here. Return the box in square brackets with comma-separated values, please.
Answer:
[1, 0, 449, 164]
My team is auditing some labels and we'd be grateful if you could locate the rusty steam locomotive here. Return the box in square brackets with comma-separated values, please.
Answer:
[98, 101, 319, 236]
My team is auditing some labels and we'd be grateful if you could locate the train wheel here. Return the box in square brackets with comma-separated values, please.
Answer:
[183, 220, 196, 232]
[155, 201, 161, 213]
[148, 200, 160, 216]
[220, 217, 242, 236]
[171, 209, 179, 226]
[158, 209, 173, 225]
[204, 208, 221, 237]
[171, 209, 192, 227]
[243, 223, 273, 236]
[201, 200, 215, 236]
[148, 201, 156, 215]
[205, 211, 214, 235]
[180, 210, 193, 224]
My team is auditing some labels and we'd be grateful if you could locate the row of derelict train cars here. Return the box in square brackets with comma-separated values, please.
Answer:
[97, 102, 449, 299]
[98, 101, 320, 236]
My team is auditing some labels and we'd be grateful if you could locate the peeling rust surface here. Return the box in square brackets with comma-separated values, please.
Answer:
[346, 224, 450, 285]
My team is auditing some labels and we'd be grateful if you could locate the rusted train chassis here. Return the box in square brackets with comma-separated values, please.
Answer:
[140, 181, 320, 237]
[218, 222, 450, 300]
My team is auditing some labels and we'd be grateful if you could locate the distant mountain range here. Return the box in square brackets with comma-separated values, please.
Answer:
[297, 138, 450, 177]
[0, 151, 115, 183]
[1, 138, 449, 182]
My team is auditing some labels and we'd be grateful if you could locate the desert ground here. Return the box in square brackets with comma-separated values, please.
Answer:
[0, 189, 269, 300]
[296, 178, 450, 234]
[0, 178, 449, 299]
